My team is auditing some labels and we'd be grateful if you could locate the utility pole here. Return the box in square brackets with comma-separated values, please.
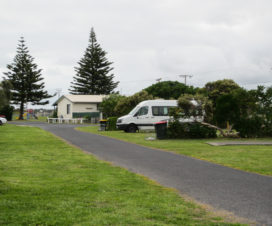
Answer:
[178, 75, 193, 85]
[55, 88, 62, 99]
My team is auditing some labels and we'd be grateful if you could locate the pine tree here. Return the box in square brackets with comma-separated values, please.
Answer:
[69, 28, 119, 94]
[3, 37, 52, 119]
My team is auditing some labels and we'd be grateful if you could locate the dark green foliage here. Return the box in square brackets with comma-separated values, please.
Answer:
[0, 80, 13, 120]
[255, 86, 272, 137]
[114, 90, 153, 117]
[215, 87, 272, 137]
[3, 37, 52, 119]
[145, 81, 196, 99]
[52, 109, 58, 118]
[107, 117, 118, 131]
[215, 94, 240, 128]
[230, 86, 272, 138]
[253, 86, 272, 128]
[0, 105, 14, 121]
[198, 79, 241, 124]
[234, 117, 263, 138]
[100, 94, 125, 118]
[0, 79, 12, 107]
[202, 79, 240, 106]
[174, 81, 272, 138]
[167, 121, 216, 139]
[215, 88, 257, 127]
[262, 124, 272, 137]
[69, 28, 119, 95]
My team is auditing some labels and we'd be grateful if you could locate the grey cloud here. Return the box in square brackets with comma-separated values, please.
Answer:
[1, 0, 272, 108]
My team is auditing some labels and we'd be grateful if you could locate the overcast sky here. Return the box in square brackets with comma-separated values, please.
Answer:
[1, 0, 272, 108]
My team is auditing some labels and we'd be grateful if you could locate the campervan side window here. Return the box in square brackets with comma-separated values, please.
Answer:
[135, 106, 148, 116]
[152, 106, 170, 116]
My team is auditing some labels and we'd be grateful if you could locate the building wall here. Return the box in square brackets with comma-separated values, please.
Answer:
[57, 98, 73, 118]
[57, 98, 100, 119]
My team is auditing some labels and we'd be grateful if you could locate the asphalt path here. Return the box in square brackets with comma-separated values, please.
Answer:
[12, 122, 272, 225]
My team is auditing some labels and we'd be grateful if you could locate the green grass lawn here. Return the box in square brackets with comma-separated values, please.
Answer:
[28, 116, 48, 122]
[77, 126, 272, 176]
[0, 125, 243, 225]
[12, 115, 48, 122]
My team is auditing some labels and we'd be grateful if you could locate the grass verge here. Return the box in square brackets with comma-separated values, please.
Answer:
[77, 126, 272, 176]
[0, 124, 243, 225]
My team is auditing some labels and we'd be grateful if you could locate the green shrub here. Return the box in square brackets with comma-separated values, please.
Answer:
[262, 123, 272, 137]
[107, 117, 118, 131]
[234, 117, 263, 138]
[52, 109, 58, 118]
[0, 105, 14, 121]
[167, 121, 217, 139]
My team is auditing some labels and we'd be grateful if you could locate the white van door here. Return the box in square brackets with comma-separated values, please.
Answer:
[134, 106, 154, 130]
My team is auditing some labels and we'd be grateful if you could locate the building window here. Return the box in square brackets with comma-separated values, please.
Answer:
[67, 104, 70, 114]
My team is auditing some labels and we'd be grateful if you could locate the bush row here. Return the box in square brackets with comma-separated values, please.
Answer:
[107, 117, 118, 131]
[167, 121, 217, 139]
[234, 117, 272, 138]
[0, 105, 14, 121]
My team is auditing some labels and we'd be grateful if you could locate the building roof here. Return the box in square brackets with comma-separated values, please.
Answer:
[53, 94, 107, 106]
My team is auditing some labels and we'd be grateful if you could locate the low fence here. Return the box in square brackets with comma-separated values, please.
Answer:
[47, 118, 84, 124]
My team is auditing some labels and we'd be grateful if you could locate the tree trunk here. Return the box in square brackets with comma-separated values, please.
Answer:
[19, 102, 24, 120]
[200, 122, 227, 137]
[200, 121, 239, 138]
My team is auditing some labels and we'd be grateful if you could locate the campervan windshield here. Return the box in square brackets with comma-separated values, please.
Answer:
[128, 105, 140, 116]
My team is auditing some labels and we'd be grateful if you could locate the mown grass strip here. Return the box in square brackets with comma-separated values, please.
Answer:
[77, 126, 272, 176]
[0, 125, 243, 225]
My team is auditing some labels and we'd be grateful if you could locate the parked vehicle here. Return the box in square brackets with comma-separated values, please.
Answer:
[116, 99, 202, 132]
[0, 117, 7, 125]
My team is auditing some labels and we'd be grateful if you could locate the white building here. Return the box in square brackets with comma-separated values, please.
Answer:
[53, 95, 106, 120]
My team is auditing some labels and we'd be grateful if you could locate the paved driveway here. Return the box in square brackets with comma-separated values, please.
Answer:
[12, 122, 272, 225]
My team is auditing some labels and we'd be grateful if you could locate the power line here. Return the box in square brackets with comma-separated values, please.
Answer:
[178, 74, 193, 85]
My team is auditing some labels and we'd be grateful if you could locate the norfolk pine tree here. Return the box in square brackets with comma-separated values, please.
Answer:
[3, 37, 52, 120]
[69, 28, 119, 94]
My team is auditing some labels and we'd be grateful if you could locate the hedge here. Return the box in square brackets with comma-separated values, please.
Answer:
[167, 121, 217, 139]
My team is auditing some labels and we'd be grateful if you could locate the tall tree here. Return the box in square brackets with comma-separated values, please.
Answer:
[114, 91, 153, 117]
[3, 37, 52, 119]
[100, 93, 126, 118]
[69, 28, 119, 94]
[200, 79, 240, 106]
[144, 81, 197, 99]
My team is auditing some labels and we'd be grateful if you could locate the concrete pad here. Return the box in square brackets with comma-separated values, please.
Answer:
[207, 141, 272, 146]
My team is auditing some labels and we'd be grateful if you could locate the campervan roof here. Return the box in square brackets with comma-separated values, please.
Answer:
[128, 99, 177, 115]
[137, 99, 177, 106]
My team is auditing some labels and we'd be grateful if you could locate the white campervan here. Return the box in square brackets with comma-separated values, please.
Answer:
[116, 100, 176, 132]
[117, 99, 203, 132]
